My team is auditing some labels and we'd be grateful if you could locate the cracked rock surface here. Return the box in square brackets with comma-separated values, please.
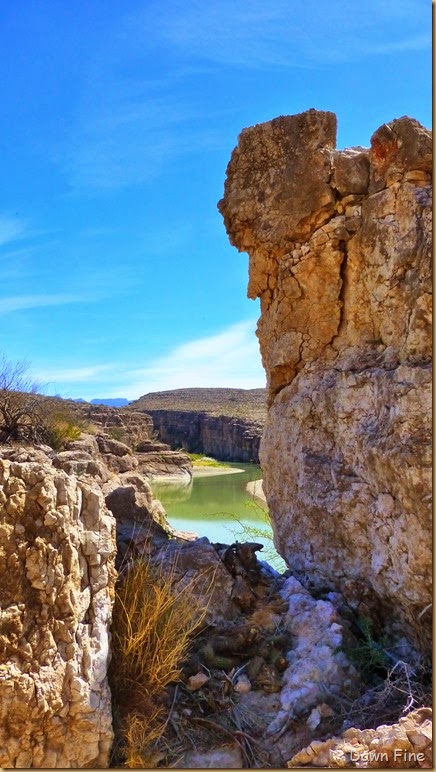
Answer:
[0, 452, 117, 768]
[219, 109, 432, 652]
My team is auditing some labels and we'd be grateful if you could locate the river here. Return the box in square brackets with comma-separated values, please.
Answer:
[150, 463, 286, 571]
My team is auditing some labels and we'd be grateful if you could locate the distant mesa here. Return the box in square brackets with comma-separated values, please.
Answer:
[91, 398, 130, 407]
[73, 398, 130, 407]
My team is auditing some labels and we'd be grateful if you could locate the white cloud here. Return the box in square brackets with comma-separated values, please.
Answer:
[43, 320, 265, 400]
[359, 34, 431, 56]
[61, 0, 429, 192]
[130, 0, 430, 69]
[112, 319, 266, 399]
[63, 73, 228, 191]
[34, 365, 113, 385]
[0, 293, 95, 314]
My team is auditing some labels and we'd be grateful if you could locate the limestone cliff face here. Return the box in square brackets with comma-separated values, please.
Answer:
[145, 409, 262, 463]
[219, 110, 432, 650]
[131, 388, 266, 463]
[0, 448, 116, 767]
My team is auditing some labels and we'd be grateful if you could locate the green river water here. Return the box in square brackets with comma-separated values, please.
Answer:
[150, 463, 286, 571]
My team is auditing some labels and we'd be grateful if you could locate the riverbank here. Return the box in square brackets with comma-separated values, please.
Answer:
[246, 477, 267, 504]
[192, 465, 244, 477]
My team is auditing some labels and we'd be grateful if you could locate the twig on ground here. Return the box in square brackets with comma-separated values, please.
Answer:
[161, 685, 179, 734]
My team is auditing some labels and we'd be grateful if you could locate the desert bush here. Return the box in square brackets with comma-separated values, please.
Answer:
[0, 355, 45, 443]
[109, 555, 207, 767]
[107, 425, 129, 445]
[229, 500, 286, 572]
[0, 354, 87, 448]
[187, 452, 227, 467]
[341, 616, 390, 680]
[39, 403, 85, 450]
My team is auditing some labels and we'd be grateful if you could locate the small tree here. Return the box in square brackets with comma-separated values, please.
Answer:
[0, 355, 88, 448]
[0, 355, 46, 443]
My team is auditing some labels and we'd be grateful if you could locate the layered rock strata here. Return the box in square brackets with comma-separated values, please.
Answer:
[219, 110, 432, 650]
[131, 388, 266, 463]
[0, 448, 116, 768]
[144, 409, 262, 463]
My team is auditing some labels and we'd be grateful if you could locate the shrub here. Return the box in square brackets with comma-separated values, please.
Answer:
[0, 355, 44, 443]
[340, 616, 390, 680]
[109, 555, 207, 767]
[0, 355, 86, 449]
[229, 500, 286, 572]
[107, 426, 129, 445]
[41, 409, 84, 450]
[187, 453, 227, 468]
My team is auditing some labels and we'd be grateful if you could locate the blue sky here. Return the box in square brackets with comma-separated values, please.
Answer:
[0, 0, 431, 400]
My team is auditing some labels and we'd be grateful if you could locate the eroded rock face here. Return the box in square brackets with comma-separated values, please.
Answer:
[219, 109, 432, 650]
[131, 388, 267, 463]
[70, 403, 193, 480]
[0, 455, 116, 767]
[146, 409, 263, 463]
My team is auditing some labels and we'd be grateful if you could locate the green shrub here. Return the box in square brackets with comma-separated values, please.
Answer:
[107, 426, 129, 445]
[341, 616, 390, 679]
[229, 500, 286, 572]
[187, 453, 227, 467]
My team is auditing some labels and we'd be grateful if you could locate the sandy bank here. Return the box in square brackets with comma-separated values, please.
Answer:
[246, 478, 267, 504]
[192, 465, 245, 477]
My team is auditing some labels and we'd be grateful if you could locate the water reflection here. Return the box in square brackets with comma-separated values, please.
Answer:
[150, 463, 286, 571]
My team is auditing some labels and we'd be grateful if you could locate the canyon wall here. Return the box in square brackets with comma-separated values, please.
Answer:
[143, 409, 262, 463]
[219, 109, 432, 650]
[0, 448, 116, 767]
[131, 388, 267, 463]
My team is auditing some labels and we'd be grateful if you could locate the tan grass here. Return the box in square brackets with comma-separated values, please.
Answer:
[109, 554, 208, 767]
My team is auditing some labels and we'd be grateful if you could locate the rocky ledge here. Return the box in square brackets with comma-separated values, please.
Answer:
[69, 401, 193, 482]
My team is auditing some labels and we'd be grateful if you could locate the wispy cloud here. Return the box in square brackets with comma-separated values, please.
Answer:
[130, 0, 430, 68]
[63, 75, 228, 191]
[42, 320, 265, 400]
[0, 214, 29, 248]
[34, 364, 113, 385]
[61, 0, 429, 193]
[0, 293, 96, 314]
[107, 319, 265, 399]
[359, 34, 431, 56]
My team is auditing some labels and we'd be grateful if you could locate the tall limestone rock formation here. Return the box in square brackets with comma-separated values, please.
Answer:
[0, 448, 116, 767]
[219, 109, 432, 651]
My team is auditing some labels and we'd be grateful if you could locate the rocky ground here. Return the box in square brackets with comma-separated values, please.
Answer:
[0, 428, 432, 767]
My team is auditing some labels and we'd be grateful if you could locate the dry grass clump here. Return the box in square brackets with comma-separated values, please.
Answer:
[109, 555, 207, 767]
